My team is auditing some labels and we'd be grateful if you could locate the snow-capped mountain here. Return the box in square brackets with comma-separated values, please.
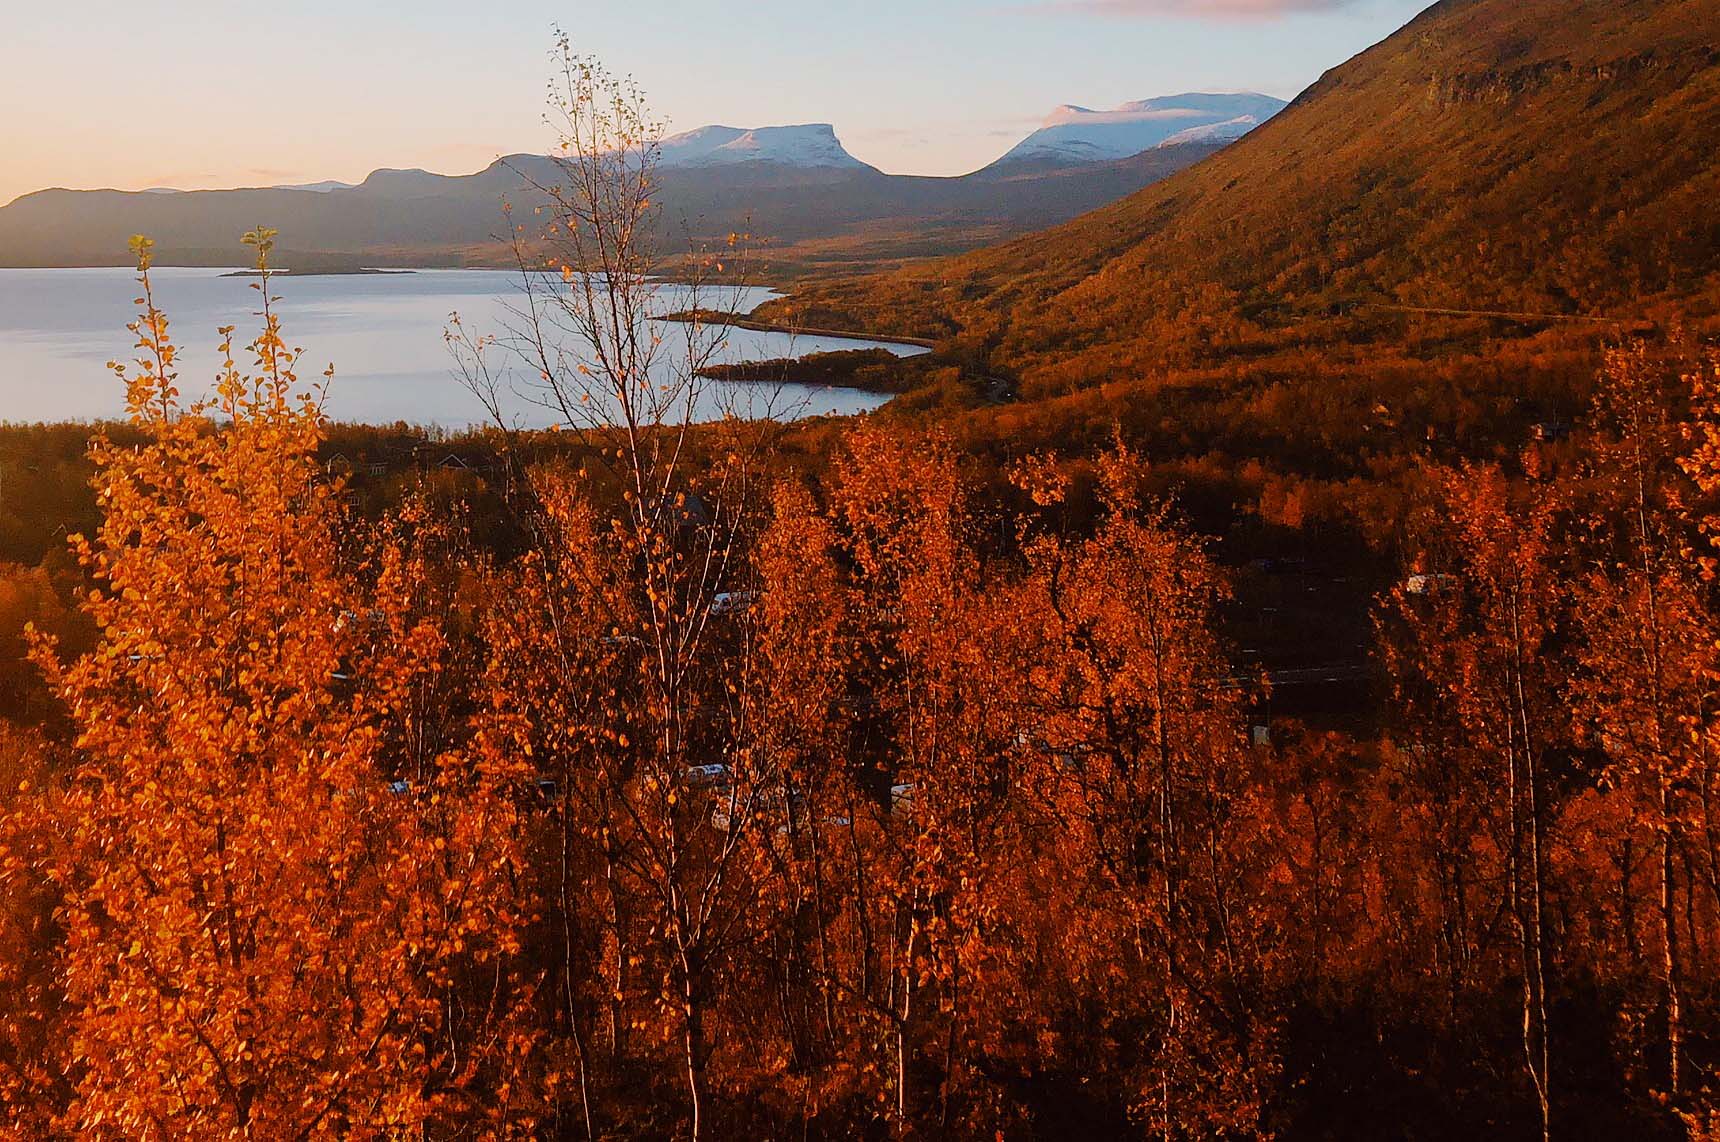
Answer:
[997, 93, 1288, 167]
[656, 124, 871, 170]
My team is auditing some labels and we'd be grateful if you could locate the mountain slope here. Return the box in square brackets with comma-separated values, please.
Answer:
[768, 0, 1720, 396]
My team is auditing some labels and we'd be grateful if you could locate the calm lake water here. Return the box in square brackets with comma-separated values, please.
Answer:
[0, 268, 927, 427]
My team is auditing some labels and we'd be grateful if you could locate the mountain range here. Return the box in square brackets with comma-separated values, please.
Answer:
[0, 95, 1280, 274]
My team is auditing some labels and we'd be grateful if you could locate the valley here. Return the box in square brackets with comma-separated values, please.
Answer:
[4, 2, 1720, 1138]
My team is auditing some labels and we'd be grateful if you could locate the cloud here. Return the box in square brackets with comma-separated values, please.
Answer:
[1041, 0, 1357, 18]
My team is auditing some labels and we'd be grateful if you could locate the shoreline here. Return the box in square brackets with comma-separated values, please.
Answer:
[219, 268, 418, 278]
[653, 309, 938, 351]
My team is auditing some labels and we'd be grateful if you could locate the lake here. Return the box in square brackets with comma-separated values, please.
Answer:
[0, 267, 928, 427]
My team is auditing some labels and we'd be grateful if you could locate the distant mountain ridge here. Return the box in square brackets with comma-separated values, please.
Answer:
[994, 92, 1287, 168]
[0, 92, 1271, 273]
[0, 140, 1234, 273]
[275, 180, 356, 193]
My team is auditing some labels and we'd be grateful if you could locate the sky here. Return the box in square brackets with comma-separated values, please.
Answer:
[1, 0, 1431, 206]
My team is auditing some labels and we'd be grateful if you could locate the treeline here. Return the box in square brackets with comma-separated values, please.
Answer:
[2, 246, 1720, 1141]
[696, 348, 917, 394]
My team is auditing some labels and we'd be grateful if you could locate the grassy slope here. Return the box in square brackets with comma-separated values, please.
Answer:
[761, 0, 1720, 396]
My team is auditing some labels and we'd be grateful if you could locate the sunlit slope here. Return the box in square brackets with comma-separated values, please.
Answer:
[766, 0, 1720, 393]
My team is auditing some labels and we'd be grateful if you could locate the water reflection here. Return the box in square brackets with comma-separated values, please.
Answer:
[0, 267, 927, 427]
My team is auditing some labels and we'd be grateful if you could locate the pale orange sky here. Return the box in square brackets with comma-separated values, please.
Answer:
[1, 0, 1425, 206]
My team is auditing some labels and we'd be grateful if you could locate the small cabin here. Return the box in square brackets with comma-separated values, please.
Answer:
[710, 590, 762, 617]
[684, 763, 731, 789]
[1405, 573, 1458, 597]
[663, 491, 711, 530]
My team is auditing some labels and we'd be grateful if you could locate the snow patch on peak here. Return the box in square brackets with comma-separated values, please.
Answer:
[1045, 104, 1098, 124]
[657, 125, 750, 167]
[1003, 92, 1287, 166]
[1159, 115, 1264, 148]
[659, 124, 869, 170]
